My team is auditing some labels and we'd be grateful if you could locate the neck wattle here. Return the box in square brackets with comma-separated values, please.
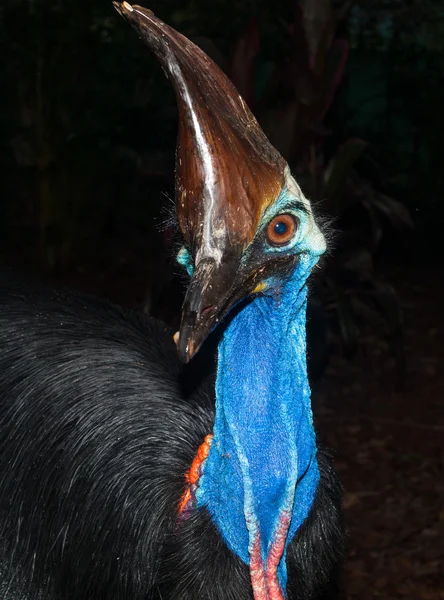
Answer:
[196, 265, 320, 599]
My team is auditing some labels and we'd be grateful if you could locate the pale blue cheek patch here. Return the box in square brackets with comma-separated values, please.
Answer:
[177, 246, 194, 276]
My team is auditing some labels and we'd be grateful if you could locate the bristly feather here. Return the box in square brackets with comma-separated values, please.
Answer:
[0, 270, 344, 599]
[158, 192, 178, 233]
[306, 203, 337, 265]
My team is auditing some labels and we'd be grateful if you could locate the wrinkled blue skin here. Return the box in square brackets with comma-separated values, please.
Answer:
[178, 185, 325, 594]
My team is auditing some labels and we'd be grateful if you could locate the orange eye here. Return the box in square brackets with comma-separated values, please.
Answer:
[266, 214, 297, 246]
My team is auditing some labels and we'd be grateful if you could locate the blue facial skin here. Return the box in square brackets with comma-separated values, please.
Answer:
[177, 246, 195, 276]
[179, 184, 326, 594]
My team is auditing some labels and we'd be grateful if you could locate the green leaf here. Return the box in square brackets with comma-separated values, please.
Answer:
[371, 193, 415, 230]
[361, 198, 383, 251]
[263, 102, 299, 161]
[316, 39, 349, 122]
[254, 59, 277, 105]
[299, 0, 333, 68]
[367, 282, 403, 334]
[229, 18, 260, 109]
[341, 246, 374, 276]
[334, 285, 359, 359]
[323, 138, 368, 210]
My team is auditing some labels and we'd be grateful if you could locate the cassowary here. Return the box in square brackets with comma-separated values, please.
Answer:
[0, 3, 345, 599]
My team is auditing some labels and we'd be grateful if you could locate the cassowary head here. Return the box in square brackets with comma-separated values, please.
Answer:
[113, 1, 326, 364]
[115, 4, 329, 598]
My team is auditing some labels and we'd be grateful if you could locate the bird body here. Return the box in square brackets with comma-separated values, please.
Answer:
[0, 276, 343, 600]
[0, 3, 345, 598]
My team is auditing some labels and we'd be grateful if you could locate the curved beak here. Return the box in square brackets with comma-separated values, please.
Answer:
[113, 2, 289, 362]
[177, 256, 242, 363]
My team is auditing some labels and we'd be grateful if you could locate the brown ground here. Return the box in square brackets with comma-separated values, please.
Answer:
[60, 261, 444, 599]
[313, 267, 444, 599]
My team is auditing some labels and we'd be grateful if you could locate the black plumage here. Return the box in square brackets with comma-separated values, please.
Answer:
[0, 273, 344, 600]
[0, 4, 346, 598]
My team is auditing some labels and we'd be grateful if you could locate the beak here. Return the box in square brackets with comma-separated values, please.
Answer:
[177, 256, 242, 363]
[113, 2, 290, 362]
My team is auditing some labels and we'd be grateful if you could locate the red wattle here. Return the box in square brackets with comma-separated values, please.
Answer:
[249, 510, 291, 600]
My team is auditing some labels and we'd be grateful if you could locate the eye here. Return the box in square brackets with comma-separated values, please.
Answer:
[266, 214, 297, 247]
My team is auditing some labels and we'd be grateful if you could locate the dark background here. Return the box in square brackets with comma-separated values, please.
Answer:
[0, 0, 443, 598]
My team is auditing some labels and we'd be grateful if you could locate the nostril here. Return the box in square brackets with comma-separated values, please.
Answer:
[200, 305, 215, 317]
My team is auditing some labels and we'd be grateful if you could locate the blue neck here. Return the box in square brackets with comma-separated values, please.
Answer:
[196, 257, 319, 594]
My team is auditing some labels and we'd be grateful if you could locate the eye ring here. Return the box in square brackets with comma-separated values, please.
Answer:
[266, 214, 298, 247]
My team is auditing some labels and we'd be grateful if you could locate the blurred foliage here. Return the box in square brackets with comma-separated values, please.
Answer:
[192, 0, 412, 370]
[1, 0, 440, 378]
[0, 0, 298, 272]
[338, 0, 444, 260]
[0, 0, 180, 271]
[349, 0, 444, 53]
